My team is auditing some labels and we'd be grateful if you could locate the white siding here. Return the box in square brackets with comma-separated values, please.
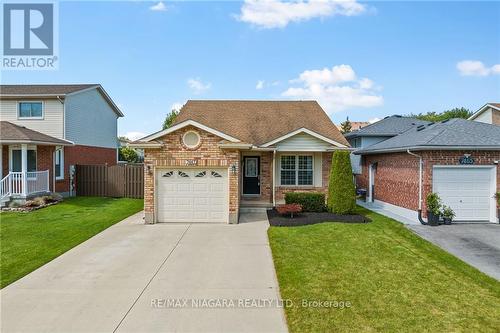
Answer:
[275, 152, 323, 187]
[65, 89, 118, 148]
[274, 132, 333, 151]
[473, 108, 493, 124]
[0, 99, 64, 138]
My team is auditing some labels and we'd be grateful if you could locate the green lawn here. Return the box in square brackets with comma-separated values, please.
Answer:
[0, 197, 143, 288]
[268, 207, 500, 332]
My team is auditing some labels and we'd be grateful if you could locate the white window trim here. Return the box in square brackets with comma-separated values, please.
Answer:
[17, 101, 45, 120]
[8, 145, 37, 173]
[182, 130, 201, 148]
[55, 147, 64, 180]
[279, 154, 314, 186]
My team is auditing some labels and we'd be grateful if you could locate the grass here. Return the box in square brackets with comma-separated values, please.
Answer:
[0, 197, 143, 288]
[268, 207, 500, 332]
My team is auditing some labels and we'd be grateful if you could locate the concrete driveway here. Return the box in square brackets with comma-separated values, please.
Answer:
[407, 223, 500, 280]
[1, 212, 288, 333]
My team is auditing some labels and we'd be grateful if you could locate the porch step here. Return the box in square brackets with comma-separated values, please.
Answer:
[239, 206, 269, 213]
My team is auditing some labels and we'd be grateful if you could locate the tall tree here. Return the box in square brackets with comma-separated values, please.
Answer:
[162, 109, 180, 130]
[340, 117, 352, 134]
[407, 107, 472, 122]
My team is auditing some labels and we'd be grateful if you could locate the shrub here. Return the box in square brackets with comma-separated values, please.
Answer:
[327, 150, 356, 214]
[426, 192, 442, 215]
[284, 192, 326, 212]
[24, 200, 40, 207]
[33, 196, 47, 206]
[42, 193, 63, 203]
[442, 205, 455, 220]
[276, 204, 302, 218]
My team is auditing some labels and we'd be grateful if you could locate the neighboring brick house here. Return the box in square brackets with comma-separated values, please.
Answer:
[355, 119, 500, 223]
[131, 100, 349, 224]
[0, 84, 123, 201]
[469, 103, 500, 126]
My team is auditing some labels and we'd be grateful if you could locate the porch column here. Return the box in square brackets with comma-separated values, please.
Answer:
[272, 150, 276, 207]
[0, 145, 3, 178]
[21, 144, 28, 196]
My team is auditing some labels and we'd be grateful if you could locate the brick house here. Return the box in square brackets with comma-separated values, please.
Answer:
[0, 84, 123, 202]
[131, 100, 349, 224]
[354, 119, 500, 223]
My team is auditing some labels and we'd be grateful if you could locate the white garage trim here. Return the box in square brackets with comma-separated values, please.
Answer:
[154, 167, 230, 223]
[432, 165, 497, 223]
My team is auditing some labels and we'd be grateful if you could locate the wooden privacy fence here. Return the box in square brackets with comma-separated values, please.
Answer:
[76, 164, 144, 198]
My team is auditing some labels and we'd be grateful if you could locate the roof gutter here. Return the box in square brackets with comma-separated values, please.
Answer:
[356, 145, 500, 155]
[406, 149, 427, 225]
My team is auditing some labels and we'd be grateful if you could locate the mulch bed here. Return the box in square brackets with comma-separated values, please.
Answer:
[267, 209, 371, 227]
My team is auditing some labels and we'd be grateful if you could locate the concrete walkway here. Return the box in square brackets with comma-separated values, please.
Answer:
[1, 212, 288, 333]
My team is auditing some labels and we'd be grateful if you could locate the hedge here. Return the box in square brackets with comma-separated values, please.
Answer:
[284, 192, 326, 212]
[328, 150, 356, 214]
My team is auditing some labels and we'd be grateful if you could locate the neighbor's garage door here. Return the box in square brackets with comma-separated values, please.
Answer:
[433, 167, 494, 221]
[156, 169, 228, 223]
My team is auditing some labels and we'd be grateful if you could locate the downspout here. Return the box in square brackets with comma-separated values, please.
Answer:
[406, 149, 427, 225]
[272, 150, 276, 207]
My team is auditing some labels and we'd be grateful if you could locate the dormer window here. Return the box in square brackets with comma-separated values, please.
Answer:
[18, 102, 43, 119]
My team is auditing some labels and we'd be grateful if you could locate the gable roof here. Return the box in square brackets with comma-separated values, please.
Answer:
[0, 121, 73, 146]
[170, 100, 348, 146]
[355, 118, 500, 154]
[468, 102, 500, 120]
[0, 84, 124, 117]
[345, 115, 431, 138]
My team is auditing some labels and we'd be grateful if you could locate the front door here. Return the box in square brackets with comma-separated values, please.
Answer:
[243, 156, 260, 195]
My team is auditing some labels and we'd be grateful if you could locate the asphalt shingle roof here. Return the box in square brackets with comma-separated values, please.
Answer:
[0, 121, 73, 145]
[0, 84, 98, 95]
[355, 118, 500, 154]
[173, 100, 349, 146]
[344, 115, 431, 138]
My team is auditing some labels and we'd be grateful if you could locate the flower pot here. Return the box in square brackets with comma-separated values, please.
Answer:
[443, 217, 452, 225]
[427, 211, 440, 226]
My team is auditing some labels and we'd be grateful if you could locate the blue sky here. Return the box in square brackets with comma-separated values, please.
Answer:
[2, 0, 499, 139]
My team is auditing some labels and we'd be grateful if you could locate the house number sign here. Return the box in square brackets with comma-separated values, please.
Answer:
[458, 154, 474, 165]
[185, 159, 198, 166]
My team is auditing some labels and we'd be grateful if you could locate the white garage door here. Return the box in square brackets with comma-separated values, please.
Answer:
[433, 167, 494, 221]
[156, 169, 228, 223]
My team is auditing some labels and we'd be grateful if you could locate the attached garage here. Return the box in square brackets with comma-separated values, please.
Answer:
[433, 166, 496, 222]
[156, 168, 229, 223]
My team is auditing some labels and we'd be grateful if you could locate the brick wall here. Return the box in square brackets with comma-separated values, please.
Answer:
[275, 152, 332, 201]
[1, 146, 8, 178]
[56, 144, 117, 193]
[359, 150, 500, 217]
[37, 145, 55, 191]
[143, 126, 240, 223]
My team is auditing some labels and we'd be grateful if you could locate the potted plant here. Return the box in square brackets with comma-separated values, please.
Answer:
[441, 206, 455, 225]
[426, 192, 442, 226]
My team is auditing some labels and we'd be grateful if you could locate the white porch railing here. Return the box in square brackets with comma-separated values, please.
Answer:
[0, 170, 50, 200]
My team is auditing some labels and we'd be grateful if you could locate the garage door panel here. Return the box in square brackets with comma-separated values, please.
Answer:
[433, 167, 493, 222]
[157, 169, 228, 223]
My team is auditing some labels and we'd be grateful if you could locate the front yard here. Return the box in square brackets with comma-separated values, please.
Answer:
[0, 197, 143, 288]
[269, 207, 500, 332]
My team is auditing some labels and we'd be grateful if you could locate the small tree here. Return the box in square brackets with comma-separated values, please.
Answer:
[328, 150, 356, 214]
[162, 109, 180, 130]
[119, 147, 138, 163]
[340, 117, 352, 134]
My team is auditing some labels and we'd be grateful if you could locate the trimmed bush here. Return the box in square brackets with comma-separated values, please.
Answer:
[276, 204, 302, 218]
[284, 192, 326, 212]
[327, 150, 356, 214]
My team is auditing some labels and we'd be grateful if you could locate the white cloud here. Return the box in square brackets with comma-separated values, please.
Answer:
[282, 65, 383, 113]
[187, 78, 211, 94]
[368, 117, 380, 124]
[122, 131, 146, 141]
[256, 80, 265, 89]
[171, 102, 184, 111]
[150, 2, 167, 11]
[237, 0, 366, 29]
[457, 60, 500, 76]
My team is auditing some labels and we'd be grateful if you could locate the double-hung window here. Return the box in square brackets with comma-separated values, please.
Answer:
[280, 155, 313, 186]
[18, 102, 43, 119]
[10, 149, 37, 172]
